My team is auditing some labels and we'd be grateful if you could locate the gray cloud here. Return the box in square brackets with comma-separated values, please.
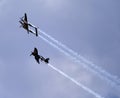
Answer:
[0, 0, 120, 98]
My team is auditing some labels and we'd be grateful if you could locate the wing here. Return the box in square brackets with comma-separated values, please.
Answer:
[24, 13, 29, 31]
[34, 48, 38, 55]
[35, 56, 40, 64]
[24, 13, 28, 23]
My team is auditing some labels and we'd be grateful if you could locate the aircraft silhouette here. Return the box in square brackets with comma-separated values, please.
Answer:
[30, 48, 49, 64]
[19, 13, 38, 36]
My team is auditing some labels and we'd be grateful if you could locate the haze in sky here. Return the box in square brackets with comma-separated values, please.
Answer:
[0, 0, 120, 98]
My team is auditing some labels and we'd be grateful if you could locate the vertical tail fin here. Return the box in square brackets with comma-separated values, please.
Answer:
[45, 58, 50, 63]
[35, 28, 38, 36]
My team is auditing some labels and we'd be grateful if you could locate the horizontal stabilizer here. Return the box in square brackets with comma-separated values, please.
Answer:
[44, 58, 50, 63]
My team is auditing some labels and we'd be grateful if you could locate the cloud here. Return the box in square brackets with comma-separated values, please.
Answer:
[42, 0, 66, 8]
[0, 0, 120, 98]
[36, 0, 69, 13]
[0, 0, 7, 13]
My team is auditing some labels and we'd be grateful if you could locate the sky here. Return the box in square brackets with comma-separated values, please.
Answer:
[0, 0, 120, 98]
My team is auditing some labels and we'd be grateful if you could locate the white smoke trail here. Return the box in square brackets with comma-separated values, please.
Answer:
[38, 35, 116, 86]
[38, 35, 73, 58]
[48, 63, 104, 98]
[29, 22, 120, 86]
[40, 35, 104, 98]
[20, 21, 104, 97]
[38, 29, 120, 86]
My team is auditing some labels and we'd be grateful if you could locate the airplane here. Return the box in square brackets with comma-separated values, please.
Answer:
[30, 47, 49, 64]
[19, 13, 38, 36]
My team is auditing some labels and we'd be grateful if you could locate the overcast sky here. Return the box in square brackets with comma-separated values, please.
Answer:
[0, 0, 120, 98]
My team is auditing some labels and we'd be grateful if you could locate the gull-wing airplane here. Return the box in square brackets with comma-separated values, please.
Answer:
[19, 13, 38, 36]
[30, 48, 49, 64]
